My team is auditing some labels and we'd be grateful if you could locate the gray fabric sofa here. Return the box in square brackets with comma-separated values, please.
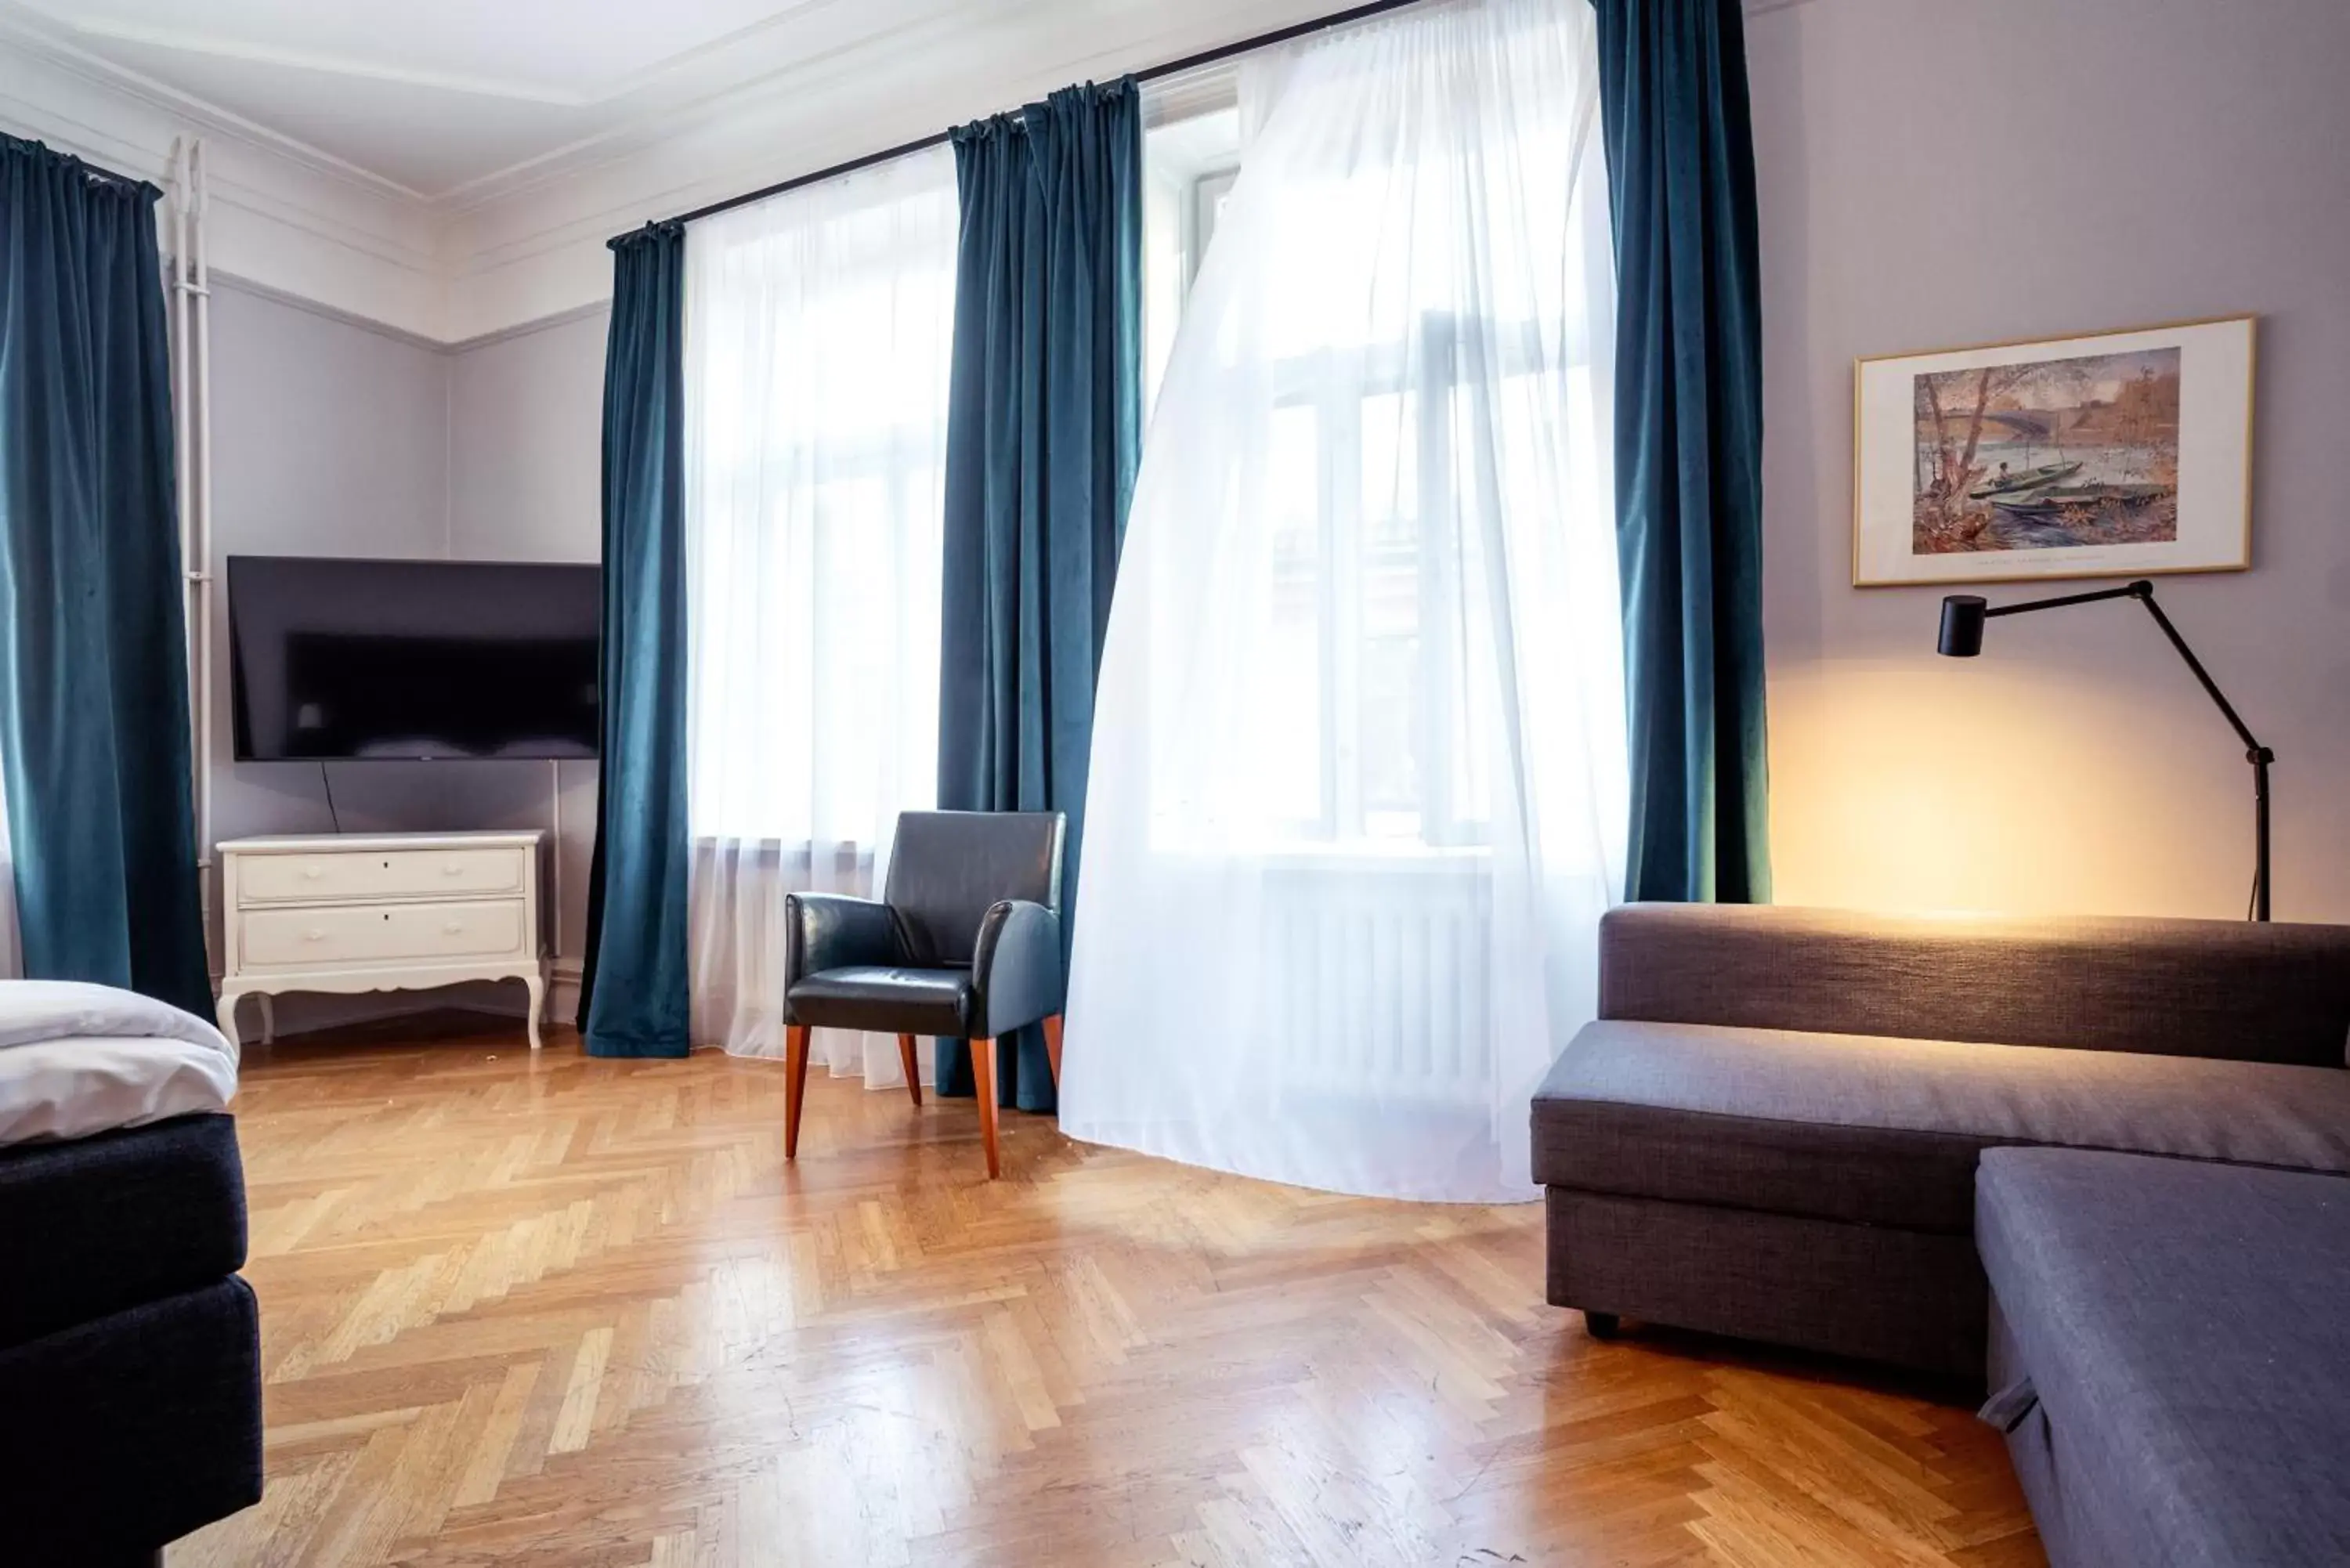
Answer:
[1979, 1147, 2350, 1566]
[1531, 905, 2350, 1377]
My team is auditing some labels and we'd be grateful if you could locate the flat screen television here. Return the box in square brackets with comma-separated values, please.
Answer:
[228, 556, 600, 761]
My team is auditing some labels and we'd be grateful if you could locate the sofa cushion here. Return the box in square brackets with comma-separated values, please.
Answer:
[0, 1111, 248, 1349]
[1531, 1021, 2350, 1231]
[1976, 1148, 2350, 1567]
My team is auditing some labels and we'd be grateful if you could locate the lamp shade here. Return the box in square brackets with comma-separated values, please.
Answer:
[1938, 594, 1988, 657]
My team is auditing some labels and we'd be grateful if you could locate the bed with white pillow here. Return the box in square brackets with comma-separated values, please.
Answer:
[0, 978, 262, 1560]
[0, 979, 239, 1145]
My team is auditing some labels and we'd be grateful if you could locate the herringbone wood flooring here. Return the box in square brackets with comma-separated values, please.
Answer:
[179, 1015, 2044, 1567]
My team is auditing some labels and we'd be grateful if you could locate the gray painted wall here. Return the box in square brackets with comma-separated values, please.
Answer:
[208, 280, 450, 865]
[1748, 0, 2350, 922]
[208, 281, 464, 1035]
[447, 307, 610, 973]
[206, 283, 606, 1032]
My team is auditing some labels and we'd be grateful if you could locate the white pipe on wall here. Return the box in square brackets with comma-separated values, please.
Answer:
[168, 139, 216, 964]
[549, 757, 564, 970]
[168, 137, 194, 744]
[193, 139, 215, 894]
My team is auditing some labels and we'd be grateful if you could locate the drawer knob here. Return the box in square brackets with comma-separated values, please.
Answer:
[443, 864, 465, 876]
[302, 866, 324, 880]
[304, 930, 326, 942]
[443, 921, 465, 934]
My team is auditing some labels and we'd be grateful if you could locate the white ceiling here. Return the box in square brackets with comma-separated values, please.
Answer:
[3, 0, 1141, 201]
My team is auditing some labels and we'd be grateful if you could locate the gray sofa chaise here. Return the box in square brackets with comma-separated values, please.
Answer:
[1978, 1147, 2350, 1566]
[1531, 905, 2350, 1377]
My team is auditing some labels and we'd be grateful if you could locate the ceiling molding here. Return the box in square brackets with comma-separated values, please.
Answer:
[5, 0, 1348, 216]
[432, 8, 970, 211]
[208, 269, 612, 359]
[208, 269, 450, 354]
[9, 0, 1788, 348]
[443, 298, 611, 357]
[0, 27, 450, 338]
[574, 0, 840, 103]
[34, 0, 855, 119]
[0, 8, 432, 200]
[9, 0, 901, 204]
[52, 19, 590, 107]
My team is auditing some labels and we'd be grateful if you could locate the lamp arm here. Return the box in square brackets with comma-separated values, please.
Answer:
[1980, 583, 2144, 618]
[1958, 578, 2273, 922]
[1986, 580, 2271, 761]
[2129, 590, 2269, 760]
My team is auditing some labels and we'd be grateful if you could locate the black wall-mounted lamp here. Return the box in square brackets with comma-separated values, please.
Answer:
[1936, 579, 2276, 921]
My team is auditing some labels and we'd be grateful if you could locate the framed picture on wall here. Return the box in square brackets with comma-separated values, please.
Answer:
[1853, 315, 2255, 587]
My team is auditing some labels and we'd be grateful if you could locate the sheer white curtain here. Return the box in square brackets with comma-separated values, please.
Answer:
[683, 147, 957, 1083]
[1060, 0, 1623, 1202]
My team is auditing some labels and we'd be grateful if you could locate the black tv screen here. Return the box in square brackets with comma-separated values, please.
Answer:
[229, 557, 600, 761]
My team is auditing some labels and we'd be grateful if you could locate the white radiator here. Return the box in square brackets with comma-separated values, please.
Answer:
[1256, 856, 1494, 1104]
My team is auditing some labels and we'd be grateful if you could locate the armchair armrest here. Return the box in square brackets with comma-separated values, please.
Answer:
[784, 893, 907, 992]
[972, 899, 1064, 1038]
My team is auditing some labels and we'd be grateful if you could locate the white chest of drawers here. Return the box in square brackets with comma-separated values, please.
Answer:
[215, 830, 549, 1049]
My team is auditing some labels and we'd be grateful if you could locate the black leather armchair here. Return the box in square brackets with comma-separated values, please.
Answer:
[782, 811, 1067, 1177]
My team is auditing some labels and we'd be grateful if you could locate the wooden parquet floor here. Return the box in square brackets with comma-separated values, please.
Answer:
[179, 1014, 2044, 1568]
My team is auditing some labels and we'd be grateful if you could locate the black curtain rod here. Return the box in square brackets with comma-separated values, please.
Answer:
[649, 0, 1433, 233]
[2, 130, 154, 194]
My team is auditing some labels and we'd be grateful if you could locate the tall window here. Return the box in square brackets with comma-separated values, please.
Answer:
[1135, 26, 1617, 859]
[1256, 317, 1521, 849]
[684, 150, 956, 851]
[682, 147, 958, 1072]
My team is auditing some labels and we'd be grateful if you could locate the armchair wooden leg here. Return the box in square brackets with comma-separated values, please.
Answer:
[784, 1024, 811, 1160]
[897, 1034, 923, 1107]
[972, 1035, 1001, 1180]
[1043, 1014, 1064, 1089]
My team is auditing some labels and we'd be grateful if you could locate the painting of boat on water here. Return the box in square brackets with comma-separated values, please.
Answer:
[1853, 316, 2254, 587]
[1913, 347, 2178, 554]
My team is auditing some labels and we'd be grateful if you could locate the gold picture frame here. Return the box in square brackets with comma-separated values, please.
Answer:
[1852, 314, 2255, 587]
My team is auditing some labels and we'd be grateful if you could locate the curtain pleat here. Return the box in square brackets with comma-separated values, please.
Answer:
[1593, 0, 1773, 904]
[936, 81, 1144, 1113]
[0, 134, 208, 1015]
[577, 221, 692, 1057]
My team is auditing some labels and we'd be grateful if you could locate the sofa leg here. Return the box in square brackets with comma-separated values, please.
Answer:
[1585, 1310, 1621, 1340]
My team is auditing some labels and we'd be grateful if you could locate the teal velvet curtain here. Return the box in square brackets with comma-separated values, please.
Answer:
[0, 135, 208, 1014]
[935, 81, 1143, 1113]
[1593, 0, 1773, 903]
[577, 222, 692, 1057]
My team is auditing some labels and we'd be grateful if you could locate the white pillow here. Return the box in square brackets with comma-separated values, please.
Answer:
[0, 981, 237, 1144]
